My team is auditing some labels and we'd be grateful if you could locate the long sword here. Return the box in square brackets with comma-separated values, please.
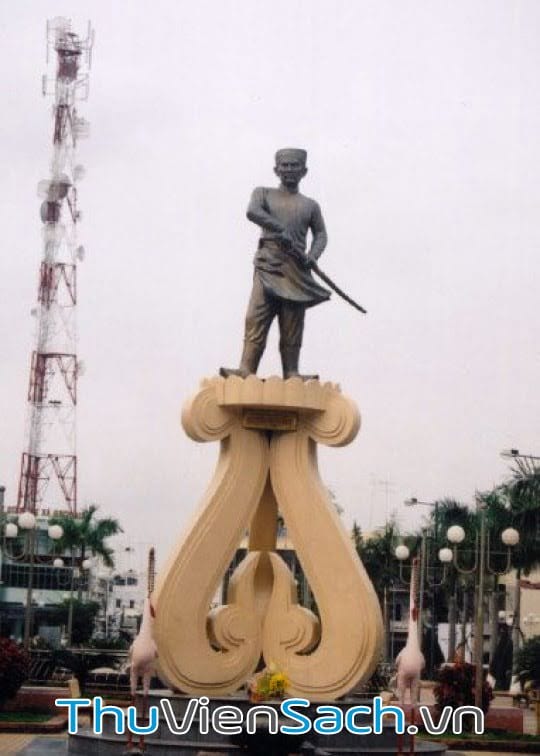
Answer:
[311, 261, 367, 314]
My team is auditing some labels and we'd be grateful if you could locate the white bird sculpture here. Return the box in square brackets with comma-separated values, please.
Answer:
[395, 555, 425, 754]
[126, 547, 157, 753]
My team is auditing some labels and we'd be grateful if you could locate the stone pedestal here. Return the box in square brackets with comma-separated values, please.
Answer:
[153, 376, 384, 701]
[67, 377, 458, 755]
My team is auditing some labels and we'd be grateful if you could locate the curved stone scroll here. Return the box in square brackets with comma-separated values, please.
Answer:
[153, 381, 269, 696]
[264, 390, 384, 701]
[264, 553, 321, 655]
[154, 376, 383, 700]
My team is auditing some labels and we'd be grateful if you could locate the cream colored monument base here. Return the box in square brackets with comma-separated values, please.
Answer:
[153, 376, 383, 702]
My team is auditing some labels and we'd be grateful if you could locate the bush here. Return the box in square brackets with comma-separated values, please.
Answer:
[434, 662, 492, 730]
[516, 635, 540, 691]
[0, 639, 29, 710]
[51, 649, 115, 694]
[40, 600, 100, 645]
[357, 662, 393, 694]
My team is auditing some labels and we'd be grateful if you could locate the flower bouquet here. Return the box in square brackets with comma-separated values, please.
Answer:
[247, 663, 289, 702]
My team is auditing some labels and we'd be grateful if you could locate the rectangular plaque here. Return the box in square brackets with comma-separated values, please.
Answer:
[242, 409, 298, 431]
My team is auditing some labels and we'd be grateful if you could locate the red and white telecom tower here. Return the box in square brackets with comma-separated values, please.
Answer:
[16, 18, 94, 516]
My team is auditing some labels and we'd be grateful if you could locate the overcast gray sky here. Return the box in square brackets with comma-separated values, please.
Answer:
[1, 1, 539, 565]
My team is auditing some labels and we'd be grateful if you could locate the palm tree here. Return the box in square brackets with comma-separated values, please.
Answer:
[356, 517, 417, 661]
[505, 458, 540, 572]
[51, 505, 122, 601]
[502, 459, 540, 686]
[424, 498, 476, 662]
[434, 493, 526, 670]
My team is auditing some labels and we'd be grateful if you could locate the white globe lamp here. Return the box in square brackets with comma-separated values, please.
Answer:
[438, 547, 453, 563]
[5, 522, 18, 538]
[48, 524, 64, 541]
[447, 525, 466, 544]
[395, 544, 410, 561]
[18, 511, 36, 530]
[501, 527, 519, 547]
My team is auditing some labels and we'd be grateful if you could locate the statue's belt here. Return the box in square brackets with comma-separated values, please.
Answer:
[258, 238, 305, 261]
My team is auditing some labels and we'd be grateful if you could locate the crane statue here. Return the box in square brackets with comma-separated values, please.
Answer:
[126, 547, 157, 753]
[395, 555, 425, 754]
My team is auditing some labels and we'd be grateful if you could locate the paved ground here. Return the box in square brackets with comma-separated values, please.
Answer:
[0, 737, 537, 756]
[0, 733, 35, 755]
[0, 734, 537, 755]
[0, 733, 66, 754]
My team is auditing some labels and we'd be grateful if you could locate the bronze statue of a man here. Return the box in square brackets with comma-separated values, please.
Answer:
[221, 148, 331, 380]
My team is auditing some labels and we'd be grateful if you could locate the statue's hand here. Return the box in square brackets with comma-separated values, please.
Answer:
[277, 230, 294, 251]
[303, 254, 316, 269]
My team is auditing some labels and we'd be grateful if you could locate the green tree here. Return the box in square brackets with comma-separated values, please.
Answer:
[41, 600, 101, 645]
[356, 517, 417, 660]
[357, 517, 402, 596]
[430, 497, 477, 536]
[466, 476, 540, 690]
[50, 505, 122, 600]
[426, 495, 518, 665]
[505, 459, 540, 574]
[502, 459, 540, 685]
[515, 635, 540, 691]
[423, 499, 475, 663]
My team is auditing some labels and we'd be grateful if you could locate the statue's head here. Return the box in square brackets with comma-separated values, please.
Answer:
[274, 148, 308, 188]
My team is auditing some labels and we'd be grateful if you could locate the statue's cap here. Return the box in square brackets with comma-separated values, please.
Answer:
[275, 148, 307, 165]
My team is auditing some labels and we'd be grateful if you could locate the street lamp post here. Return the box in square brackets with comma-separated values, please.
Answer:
[404, 498, 444, 674]
[53, 553, 90, 646]
[4, 512, 64, 649]
[446, 498, 519, 708]
[500, 448, 540, 462]
[21, 513, 37, 650]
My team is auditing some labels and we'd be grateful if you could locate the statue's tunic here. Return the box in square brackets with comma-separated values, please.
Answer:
[248, 187, 331, 306]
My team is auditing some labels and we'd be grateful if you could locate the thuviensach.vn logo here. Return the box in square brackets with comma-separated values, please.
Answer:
[56, 695, 485, 737]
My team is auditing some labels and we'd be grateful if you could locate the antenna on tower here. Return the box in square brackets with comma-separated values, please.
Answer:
[16, 18, 94, 516]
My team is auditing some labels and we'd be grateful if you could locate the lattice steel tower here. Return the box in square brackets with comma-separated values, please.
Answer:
[16, 18, 94, 515]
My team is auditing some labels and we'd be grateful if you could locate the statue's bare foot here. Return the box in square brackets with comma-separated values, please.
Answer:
[284, 372, 319, 381]
[219, 367, 251, 378]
